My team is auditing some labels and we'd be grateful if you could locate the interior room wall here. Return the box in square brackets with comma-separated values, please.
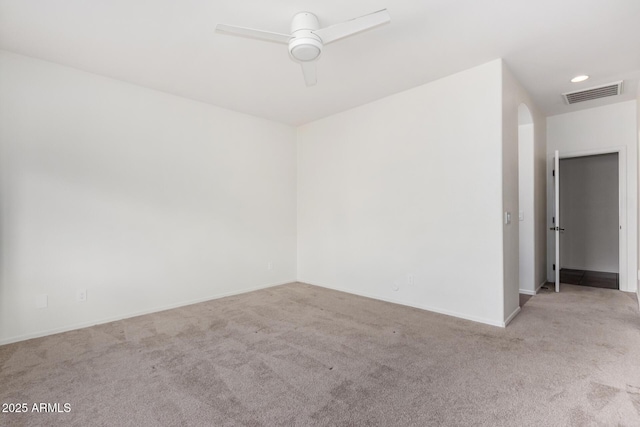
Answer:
[297, 60, 507, 326]
[559, 154, 619, 272]
[0, 51, 298, 344]
[534, 110, 549, 292]
[501, 63, 547, 320]
[547, 101, 638, 292]
[518, 123, 535, 292]
[0, 50, 556, 342]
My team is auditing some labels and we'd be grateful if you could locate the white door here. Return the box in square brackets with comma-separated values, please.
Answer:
[553, 150, 562, 292]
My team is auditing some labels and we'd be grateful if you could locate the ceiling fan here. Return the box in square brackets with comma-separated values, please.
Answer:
[216, 9, 391, 86]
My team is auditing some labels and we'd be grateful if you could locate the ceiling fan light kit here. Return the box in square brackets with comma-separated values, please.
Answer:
[290, 40, 321, 62]
[216, 9, 391, 86]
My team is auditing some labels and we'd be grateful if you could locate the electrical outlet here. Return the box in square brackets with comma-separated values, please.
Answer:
[407, 274, 415, 285]
[35, 294, 48, 309]
[393, 282, 399, 291]
[77, 288, 87, 302]
[267, 261, 273, 271]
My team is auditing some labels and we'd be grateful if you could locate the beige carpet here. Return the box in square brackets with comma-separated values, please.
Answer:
[1, 282, 640, 426]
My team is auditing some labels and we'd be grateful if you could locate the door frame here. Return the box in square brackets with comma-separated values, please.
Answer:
[547, 146, 626, 291]
[554, 151, 560, 292]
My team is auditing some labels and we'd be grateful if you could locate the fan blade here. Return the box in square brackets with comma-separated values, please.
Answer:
[301, 61, 317, 86]
[312, 9, 390, 45]
[216, 24, 291, 44]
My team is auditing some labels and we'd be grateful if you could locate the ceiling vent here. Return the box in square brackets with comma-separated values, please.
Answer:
[562, 81, 623, 105]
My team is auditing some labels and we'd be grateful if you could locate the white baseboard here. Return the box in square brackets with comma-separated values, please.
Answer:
[0, 280, 295, 346]
[503, 306, 521, 327]
[300, 280, 507, 328]
[519, 281, 547, 296]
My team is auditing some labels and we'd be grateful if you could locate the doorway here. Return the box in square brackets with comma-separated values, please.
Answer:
[558, 153, 619, 289]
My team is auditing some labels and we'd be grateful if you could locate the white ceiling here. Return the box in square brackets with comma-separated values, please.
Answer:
[1, 0, 639, 126]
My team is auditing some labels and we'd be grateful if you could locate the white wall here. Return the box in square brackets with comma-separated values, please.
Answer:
[518, 123, 535, 292]
[560, 154, 619, 272]
[0, 51, 558, 341]
[297, 60, 507, 326]
[547, 101, 638, 292]
[637, 88, 640, 302]
[534, 115, 549, 292]
[501, 63, 547, 316]
[0, 51, 297, 344]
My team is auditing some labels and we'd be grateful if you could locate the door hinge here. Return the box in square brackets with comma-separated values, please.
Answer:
[552, 216, 555, 224]
[553, 170, 555, 177]
[553, 264, 556, 271]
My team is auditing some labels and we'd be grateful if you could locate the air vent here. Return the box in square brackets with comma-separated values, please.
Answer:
[563, 81, 623, 104]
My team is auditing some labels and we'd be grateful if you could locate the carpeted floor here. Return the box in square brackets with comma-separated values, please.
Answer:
[1, 282, 640, 426]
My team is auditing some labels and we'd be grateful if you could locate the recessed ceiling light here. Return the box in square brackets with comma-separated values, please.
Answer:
[571, 75, 589, 83]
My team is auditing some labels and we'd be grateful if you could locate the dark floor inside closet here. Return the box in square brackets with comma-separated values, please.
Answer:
[559, 268, 619, 289]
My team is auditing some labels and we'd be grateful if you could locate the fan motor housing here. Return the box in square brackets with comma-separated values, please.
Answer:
[291, 12, 319, 33]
